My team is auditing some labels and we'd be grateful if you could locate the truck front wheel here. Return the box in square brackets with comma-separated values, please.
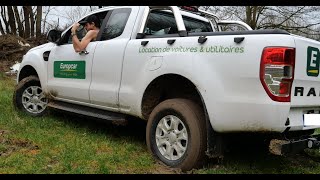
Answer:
[146, 98, 207, 171]
[13, 76, 48, 117]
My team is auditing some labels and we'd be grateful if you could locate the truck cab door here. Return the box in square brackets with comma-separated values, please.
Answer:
[47, 11, 108, 103]
[47, 42, 97, 103]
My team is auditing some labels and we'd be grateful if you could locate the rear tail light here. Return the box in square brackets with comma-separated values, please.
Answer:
[260, 47, 295, 102]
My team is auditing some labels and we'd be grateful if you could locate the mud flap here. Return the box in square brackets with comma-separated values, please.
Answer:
[269, 134, 320, 156]
[204, 108, 225, 159]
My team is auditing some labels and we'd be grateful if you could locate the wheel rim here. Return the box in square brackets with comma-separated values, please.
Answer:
[22, 86, 48, 114]
[155, 115, 188, 161]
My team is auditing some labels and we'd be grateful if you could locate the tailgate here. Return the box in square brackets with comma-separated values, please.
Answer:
[291, 35, 320, 107]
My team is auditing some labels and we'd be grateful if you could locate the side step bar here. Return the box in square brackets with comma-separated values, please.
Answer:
[48, 101, 127, 121]
[269, 134, 320, 155]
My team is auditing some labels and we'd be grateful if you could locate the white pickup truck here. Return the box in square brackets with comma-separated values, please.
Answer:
[13, 6, 320, 171]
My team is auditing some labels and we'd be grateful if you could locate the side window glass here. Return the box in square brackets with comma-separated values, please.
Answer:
[100, 8, 131, 41]
[144, 10, 178, 35]
[183, 17, 213, 33]
[144, 10, 213, 36]
[62, 11, 108, 45]
[219, 24, 247, 32]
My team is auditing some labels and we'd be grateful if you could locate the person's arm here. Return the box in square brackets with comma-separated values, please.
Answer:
[71, 23, 96, 53]
[71, 31, 95, 52]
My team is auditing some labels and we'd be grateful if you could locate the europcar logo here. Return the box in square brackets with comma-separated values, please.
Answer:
[307, 46, 320, 77]
[60, 63, 78, 72]
[54, 61, 86, 79]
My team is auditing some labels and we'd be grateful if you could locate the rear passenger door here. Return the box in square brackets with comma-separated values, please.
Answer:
[119, 9, 213, 110]
[89, 7, 136, 110]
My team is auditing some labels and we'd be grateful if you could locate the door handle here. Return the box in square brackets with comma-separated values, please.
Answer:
[198, 36, 207, 44]
[79, 50, 89, 55]
[167, 39, 176, 45]
[141, 41, 149, 46]
[234, 37, 245, 44]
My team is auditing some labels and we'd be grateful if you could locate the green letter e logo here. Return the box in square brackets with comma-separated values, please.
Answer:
[307, 46, 320, 77]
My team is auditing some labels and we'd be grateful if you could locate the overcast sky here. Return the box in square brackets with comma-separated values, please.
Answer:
[44, 6, 101, 31]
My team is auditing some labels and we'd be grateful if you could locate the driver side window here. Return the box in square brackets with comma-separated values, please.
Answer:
[59, 11, 108, 45]
[67, 26, 87, 44]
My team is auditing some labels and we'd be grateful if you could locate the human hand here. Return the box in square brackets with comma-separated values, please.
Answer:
[71, 23, 80, 33]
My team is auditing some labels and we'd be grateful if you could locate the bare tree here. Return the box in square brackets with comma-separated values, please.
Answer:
[201, 6, 320, 40]
[67, 6, 89, 22]
[23, 6, 30, 38]
[42, 6, 56, 34]
[29, 6, 35, 37]
[13, 6, 24, 37]
[0, 18, 5, 35]
[0, 6, 45, 37]
[7, 6, 17, 35]
[1, 6, 10, 33]
[36, 6, 42, 37]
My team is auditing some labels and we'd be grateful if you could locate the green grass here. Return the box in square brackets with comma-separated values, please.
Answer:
[1, 72, 320, 174]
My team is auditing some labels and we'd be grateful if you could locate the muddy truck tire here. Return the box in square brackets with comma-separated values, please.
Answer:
[13, 76, 48, 117]
[146, 98, 207, 172]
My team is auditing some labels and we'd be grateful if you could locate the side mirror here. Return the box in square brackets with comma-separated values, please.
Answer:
[47, 29, 62, 43]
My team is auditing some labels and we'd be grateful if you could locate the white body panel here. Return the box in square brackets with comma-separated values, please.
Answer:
[18, 6, 320, 134]
[17, 43, 55, 93]
[120, 34, 298, 132]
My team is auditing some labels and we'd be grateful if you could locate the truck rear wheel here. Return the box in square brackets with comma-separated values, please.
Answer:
[13, 76, 48, 117]
[146, 98, 207, 171]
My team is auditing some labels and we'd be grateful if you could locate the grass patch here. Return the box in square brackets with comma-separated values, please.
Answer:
[1, 72, 320, 174]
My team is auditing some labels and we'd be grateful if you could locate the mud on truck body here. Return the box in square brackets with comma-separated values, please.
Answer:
[13, 6, 320, 171]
